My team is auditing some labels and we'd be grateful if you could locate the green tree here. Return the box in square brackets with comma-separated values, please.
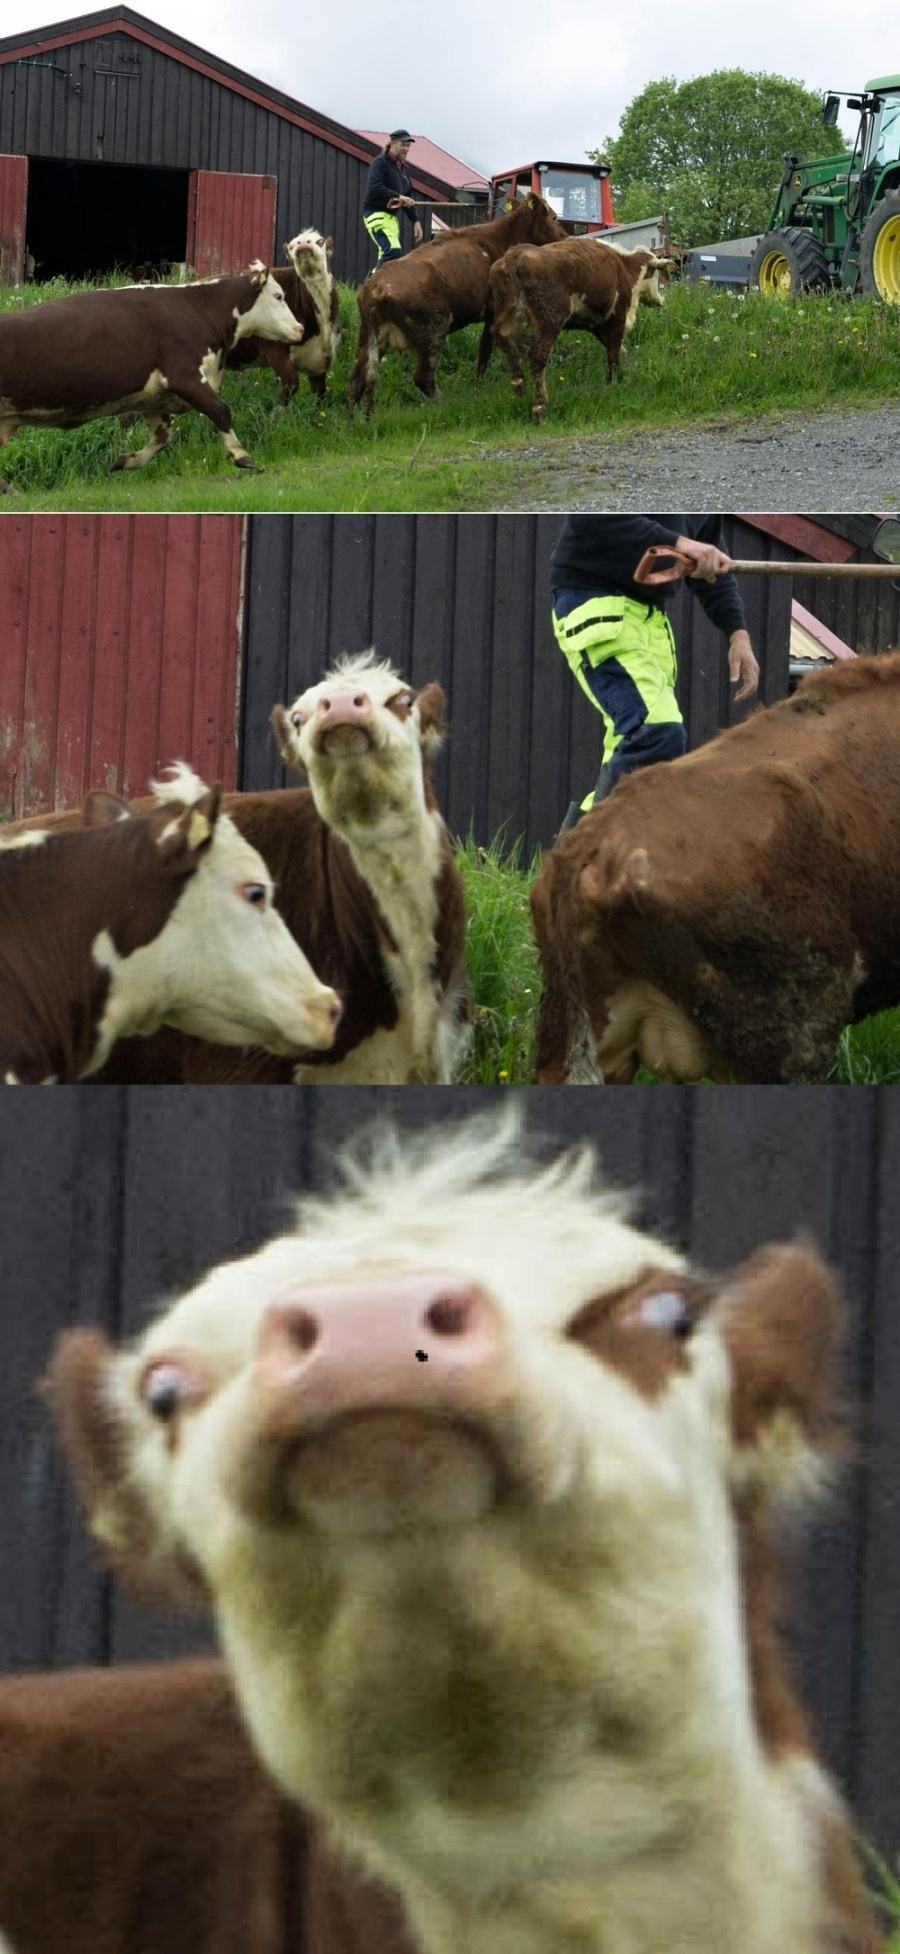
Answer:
[592, 70, 847, 246]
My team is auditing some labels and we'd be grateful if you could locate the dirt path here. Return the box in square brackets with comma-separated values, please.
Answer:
[472, 401, 900, 510]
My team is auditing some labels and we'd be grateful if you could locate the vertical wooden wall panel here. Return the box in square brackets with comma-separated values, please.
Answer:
[0, 150, 27, 283]
[0, 515, 243, 818]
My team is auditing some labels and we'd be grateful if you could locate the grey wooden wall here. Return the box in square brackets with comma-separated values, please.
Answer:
[241, 515, 792, 852]
[1, 1086, 898, 1858]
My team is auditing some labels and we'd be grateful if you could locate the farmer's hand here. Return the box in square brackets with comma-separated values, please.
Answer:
[387, 197, 402, 210]
[728, 630, 759, 702]
[413, 221, 424, 242]
[676, 536, 734, 581]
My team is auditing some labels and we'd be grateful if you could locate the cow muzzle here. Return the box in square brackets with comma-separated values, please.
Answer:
[240, 1276, 510, 1535]
[312, 690, 378, 757]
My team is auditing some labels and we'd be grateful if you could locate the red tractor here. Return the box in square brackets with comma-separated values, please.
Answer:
[487, 160, 615, 233]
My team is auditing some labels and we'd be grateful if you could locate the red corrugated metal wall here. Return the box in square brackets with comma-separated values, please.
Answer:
[0, 515, 244, 819]
[0, 152, 28, 285]
[187, 170, 277, 275]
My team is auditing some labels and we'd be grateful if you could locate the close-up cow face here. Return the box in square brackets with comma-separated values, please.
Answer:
[270, 653, 446, 837]
[48, 1111, 838, 1649]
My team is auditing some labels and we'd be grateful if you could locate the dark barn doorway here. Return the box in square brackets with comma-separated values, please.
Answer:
[26, 159, 189, 281]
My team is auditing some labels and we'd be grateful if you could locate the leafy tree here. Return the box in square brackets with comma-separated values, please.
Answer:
[592, 70, 847, 245]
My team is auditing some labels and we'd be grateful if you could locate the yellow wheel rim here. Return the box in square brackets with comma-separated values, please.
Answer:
[872, 214, 900, 301]
[756, 249, 794, 297]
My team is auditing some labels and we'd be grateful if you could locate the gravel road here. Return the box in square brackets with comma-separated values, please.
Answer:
[474, 402, 900, 510]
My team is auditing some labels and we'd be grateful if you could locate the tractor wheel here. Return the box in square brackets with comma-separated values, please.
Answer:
[749, 228, 830, 297]
[858, 190, 900, 301]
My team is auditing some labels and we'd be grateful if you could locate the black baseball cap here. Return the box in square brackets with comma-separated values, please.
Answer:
[389, 128, 413, 142]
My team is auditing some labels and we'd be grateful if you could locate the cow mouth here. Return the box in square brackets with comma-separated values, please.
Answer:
[281, 1407, 506, 1537]
[316, 724, 377, 758]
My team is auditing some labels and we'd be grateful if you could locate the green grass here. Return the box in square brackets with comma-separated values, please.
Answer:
[457, 836, 900, 1085]
[870, 1849, 900, 1949]
[1, 274, 898, 509]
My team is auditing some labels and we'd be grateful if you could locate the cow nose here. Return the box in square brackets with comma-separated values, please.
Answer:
[316, 690, 373, 728]
[256, 1276, 505, 1425]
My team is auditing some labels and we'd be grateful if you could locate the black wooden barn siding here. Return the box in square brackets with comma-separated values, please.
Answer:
[241, 514, 792, 851]
[1, 1086, 899, 1860]
[0, 11, 447, 283]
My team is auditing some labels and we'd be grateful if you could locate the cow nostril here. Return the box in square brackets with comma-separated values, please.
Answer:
[282, 1308, 319, 1353]
[425, 1294, 472, 1336]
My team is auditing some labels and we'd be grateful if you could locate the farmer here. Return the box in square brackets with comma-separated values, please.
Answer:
[362, 130, 424, 268]
[550, 514, 760, 828]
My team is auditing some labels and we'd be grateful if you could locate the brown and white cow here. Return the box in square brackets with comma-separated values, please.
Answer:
[481, 239, 665, 420]
[10, 654, 469, 1086]
[0, 1657, 415, 1954]
[225, 232, 341, 404]
[347, 196, 566, 413]
[0, 770, 340, 1083]
[531, 652, 900, 1085]
[44, 1114, 883, 1954]
[0, 266, 302, 476]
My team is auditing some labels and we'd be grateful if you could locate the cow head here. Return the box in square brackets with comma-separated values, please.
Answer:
[234, 267, 304, 344]
[101, 763, 341, 1058]
[46, 1112, 840, 1670]
[624, 249, 666, 328]
[270, 652, 446, 839]
[285, 230, 334, 282]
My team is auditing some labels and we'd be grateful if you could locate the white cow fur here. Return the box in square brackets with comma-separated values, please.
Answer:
[279, 652, 465, 1084]
[86, 765, 338, 1072]
[79, 1114, 853, 1954]
[284, 229, 339, 376]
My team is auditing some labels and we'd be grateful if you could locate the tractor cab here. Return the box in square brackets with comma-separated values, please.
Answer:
[488, 161, 615, 233]
[749, 74, 900, 299]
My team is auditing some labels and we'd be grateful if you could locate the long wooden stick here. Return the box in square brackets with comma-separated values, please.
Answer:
[730, 560, 900, 577]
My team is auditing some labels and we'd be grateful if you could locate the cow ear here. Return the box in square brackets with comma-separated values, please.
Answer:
[157, 786, 222, 871]
[415, 681, 446, 753]
[323, 236, 334, 258]
[83, 790, 132, 828]
[42, 1330, 209, 1609]
[270, 702, 306, 772]
[718, 1242, 843, 1506]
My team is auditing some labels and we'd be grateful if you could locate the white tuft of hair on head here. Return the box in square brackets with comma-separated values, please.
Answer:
[148, 762, 210, 808]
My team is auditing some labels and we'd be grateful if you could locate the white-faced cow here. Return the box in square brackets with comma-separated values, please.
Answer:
[0, 266, 302, 477]
[0, 770, 340, 1083]
[225, 232, 340, 404]
[347, 195, 566, 413]
[480, 238, 666, 420]
[531, 652, 900, 1084]
[65, 652, 468, 1086]
[44, 1114, 882, 1954]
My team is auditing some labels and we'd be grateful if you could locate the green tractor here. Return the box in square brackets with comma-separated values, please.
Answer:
[749, 76, 900, 299]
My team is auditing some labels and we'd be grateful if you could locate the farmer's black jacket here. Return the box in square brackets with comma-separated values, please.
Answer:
[550, 516, 747, 637]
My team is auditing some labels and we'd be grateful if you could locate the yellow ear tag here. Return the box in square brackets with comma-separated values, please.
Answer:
[187, 809, 212, 848]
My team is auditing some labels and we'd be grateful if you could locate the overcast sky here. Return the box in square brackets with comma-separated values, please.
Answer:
[5, 0, 897, 175]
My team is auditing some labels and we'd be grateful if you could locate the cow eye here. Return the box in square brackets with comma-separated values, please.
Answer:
[140, 1362, 198, 1422]
[239, 882, 268, 908]
[630, 1290, 693, 1337]
[290, 710, 307, 730]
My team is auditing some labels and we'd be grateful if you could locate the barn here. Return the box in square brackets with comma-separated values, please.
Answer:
[2, 511, 895, 848]
[0, 5, 454, 285]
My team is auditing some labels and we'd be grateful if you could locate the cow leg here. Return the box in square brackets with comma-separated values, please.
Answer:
[347, 333, 378, 416]
[603, 302, 628, 382]
[168, 375, 258, 468]
[258, 342, 299, 405]
[111, 412, 174, 471]
[0, 418, 18, 491]
[528, 329, 560, 421]
[307, 372, 327, 401]
[475, 305, 494, 378]
[409, 317, 450, 400]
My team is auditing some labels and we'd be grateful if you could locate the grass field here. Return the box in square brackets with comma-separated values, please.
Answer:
[1, 273, 897, 510]
[458, 834, 900, 1085]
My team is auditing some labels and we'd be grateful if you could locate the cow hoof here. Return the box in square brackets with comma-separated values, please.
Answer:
[109, 456, 127, 472]
[233, 456, 258, 471]
[531, 408, 546, 424]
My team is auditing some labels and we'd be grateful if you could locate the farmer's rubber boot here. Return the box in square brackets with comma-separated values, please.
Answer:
[556, 764, 618, 841]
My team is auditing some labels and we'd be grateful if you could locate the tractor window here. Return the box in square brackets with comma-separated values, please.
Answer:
[538, 171, 603, 222]
[868, 98, 900, 170]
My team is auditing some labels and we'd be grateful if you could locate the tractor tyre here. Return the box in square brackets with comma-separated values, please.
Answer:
[858, 190, 900, 301]
[749, 228, 830, 297]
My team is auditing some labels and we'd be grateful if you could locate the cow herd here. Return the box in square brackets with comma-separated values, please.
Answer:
[0, 1113, 885, 1954]
[0, 199, 669, 479]
[3, 645, 899, 1087]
